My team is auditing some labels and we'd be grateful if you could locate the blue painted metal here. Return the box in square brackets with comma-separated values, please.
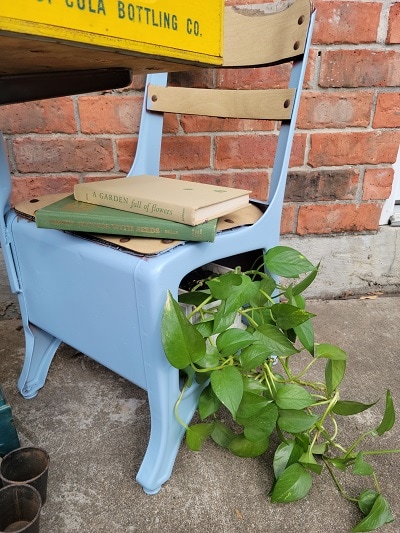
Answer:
[0, 11, 315, 494]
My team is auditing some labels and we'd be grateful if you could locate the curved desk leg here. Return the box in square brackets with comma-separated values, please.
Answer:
[17, 321, 61, 399]
[136, 365, 204, 494]
[134, 271, 206, 494]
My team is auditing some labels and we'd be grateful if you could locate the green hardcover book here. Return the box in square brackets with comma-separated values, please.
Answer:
[35, 195, 218, 242]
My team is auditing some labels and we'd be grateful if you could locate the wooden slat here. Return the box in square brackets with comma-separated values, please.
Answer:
[147, 86, 295, 120]
[0, 33, 199, 77]
[223, 0, 312, 67]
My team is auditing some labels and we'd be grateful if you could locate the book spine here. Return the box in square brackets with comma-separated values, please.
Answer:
[74, 185, 194, 225]
[35, 212, 216, 242]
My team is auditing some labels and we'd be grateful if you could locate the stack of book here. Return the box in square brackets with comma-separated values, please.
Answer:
[35, 175, 251, 243]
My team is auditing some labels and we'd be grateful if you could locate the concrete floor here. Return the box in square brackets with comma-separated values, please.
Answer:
[1, 258, 400, 532]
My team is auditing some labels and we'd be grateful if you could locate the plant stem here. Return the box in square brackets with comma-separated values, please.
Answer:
[239, 308, 259, 328]
[259, 289, 277, 306]
[263, 363, 278, 395]
[186, 295, 214, 321]
[292, 357, 319, 380]
[278, 356, 293, 381]
[362, 449, 400, 455]
[191, 356, 234, 373]
[372, 470, 382, 494]
[344, 430, 375, 459]
[174, 382, 190, 430]
[323, 457, 358, 502]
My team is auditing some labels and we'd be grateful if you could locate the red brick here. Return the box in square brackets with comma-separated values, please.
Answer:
[116, 139, 138, 174]
[181, 171, 269, 200]
[163, 114, 180, 134]
[160, 136, 211, 171]
[11, 175, 79, 205]
[297, 91, 373, 129]
[233, 171, 269, 200]
[217, 65, 291, 90]
[289, 134, 307, 168]
[285, 169, 359, 202]
[297, 203, 382, 234]
[303, 49, 318, 90]
[362, 168, 394, 200]
[215, 132, 306, 171]
[13, 137, 114, 173]
[308, 131, 400, 167]
[0, 98, 76, 134]
[281, 204, 297, 234]
[387, 2, 400, 44]
[180, 172, 236, 188]
[78, 95, 143, 134]
[215, 134, 277, 170]
[313, 1, 381, 44]
[373, 92, 400, 128]
[319, 50, 400, 88]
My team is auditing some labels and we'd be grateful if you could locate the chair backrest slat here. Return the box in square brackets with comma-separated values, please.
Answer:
[147, 86, 296, 120]
[223, 0, 311, 67]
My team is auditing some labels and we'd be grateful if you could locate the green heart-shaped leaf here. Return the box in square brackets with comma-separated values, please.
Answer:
[270, 463, 313, 502]
[273, 440, 304, 479]
[332, 399, 378, 416]
[271, 304, 315, 331]
[216, 328, 255, 357]
[210, 366, 243, 418]
[316, 343, 347, 361]
[254, 324, 299, 357]
[352, 494, 394, 532]
[186, 423, 215, 451]
[294, 319, 315, 355]
[376, 389, 395, 436]
[277, 409, 319, 434]
[353, 452, 374, 476]
[325, 359, 346, 397]
[275, 384, 314, 410]
[211, 420, 236, 448]
[198, 385, 221, 420]
[264, 246, 315, 278]
[162, 291, 206, 369]
[228, 434, 269, 457]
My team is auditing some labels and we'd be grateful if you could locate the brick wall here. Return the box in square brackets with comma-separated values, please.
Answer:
[0, 0, 399, 236]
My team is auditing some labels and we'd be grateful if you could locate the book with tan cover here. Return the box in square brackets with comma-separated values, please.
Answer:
[74, 175, 251, 226]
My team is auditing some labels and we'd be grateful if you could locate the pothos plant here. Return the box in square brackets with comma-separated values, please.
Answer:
[161, 246, 399, 532]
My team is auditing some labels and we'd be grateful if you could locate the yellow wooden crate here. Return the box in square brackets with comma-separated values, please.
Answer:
[0, 0, 223, 68]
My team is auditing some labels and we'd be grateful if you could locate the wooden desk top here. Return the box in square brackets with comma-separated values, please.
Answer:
[0, 33, 200, 76]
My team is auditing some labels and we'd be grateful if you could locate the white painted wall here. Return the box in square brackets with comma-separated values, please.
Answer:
[282, 226, 400, 298]
[380, 145, 400, 225]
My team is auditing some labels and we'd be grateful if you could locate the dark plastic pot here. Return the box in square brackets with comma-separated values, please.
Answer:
[0, 484, 41, 533]
[0, 448, 49, 505]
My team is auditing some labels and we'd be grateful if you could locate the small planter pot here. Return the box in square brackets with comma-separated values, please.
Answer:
[0, 484, 41, 533]
[0, 448, 49, 505]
